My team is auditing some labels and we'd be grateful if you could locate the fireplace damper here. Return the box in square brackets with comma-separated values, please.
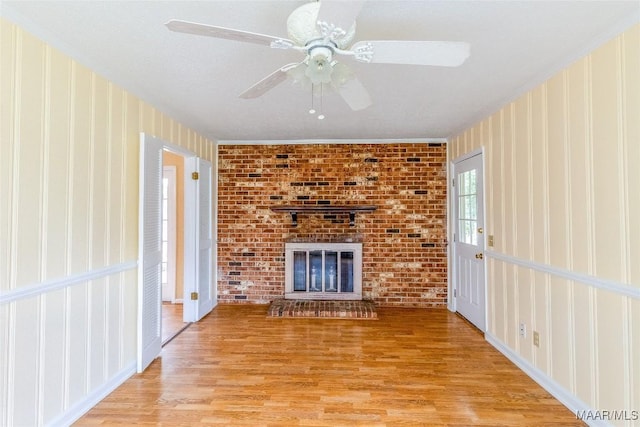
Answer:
[284, 242, 362, 300]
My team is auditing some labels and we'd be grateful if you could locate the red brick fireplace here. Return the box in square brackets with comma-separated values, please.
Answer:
[217, 142, 448, 307]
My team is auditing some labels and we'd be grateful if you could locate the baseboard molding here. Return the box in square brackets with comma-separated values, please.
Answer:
[47, 362, 136, 427]
[485, 333, 610, 427]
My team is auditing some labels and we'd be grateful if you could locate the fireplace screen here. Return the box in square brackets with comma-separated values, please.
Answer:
[285, 243, 362, 300]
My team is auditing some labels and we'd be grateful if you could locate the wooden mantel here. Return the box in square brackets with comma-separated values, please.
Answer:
[270, 205, 377, 227]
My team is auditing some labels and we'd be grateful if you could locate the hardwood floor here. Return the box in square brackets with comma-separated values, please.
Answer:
[162, 302, 188, 345]
[76, 305, 583, 426]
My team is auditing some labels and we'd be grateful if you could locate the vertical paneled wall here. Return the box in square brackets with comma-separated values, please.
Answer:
[449, 24, 639, 420]
[0, 18, 215, 426]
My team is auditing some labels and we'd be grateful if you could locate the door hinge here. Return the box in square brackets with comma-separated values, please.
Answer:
[190, 292, 199, 300]
[454, 289, 457, 298]
[452, 178, 455, 187]
[191, 171, 199, 180]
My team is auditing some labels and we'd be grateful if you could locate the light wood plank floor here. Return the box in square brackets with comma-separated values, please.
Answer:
[162, 302, 187, 345]
[76, 305, 583, 426]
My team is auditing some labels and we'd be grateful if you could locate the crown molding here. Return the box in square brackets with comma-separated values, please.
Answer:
[217, 138, 448, 146]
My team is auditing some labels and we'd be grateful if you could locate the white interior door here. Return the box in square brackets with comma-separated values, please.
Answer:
[137, 134, 164, 372]
[196, 158, 216, 318]
[453, 152, 486, 331]
[184, 157, 216, 322]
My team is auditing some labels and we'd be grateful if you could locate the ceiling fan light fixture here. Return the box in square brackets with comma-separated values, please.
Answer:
[305, 46, 334, 84]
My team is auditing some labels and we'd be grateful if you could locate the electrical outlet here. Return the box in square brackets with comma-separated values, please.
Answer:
[519, 322, 526, 338]
[533, 331, 540, 347]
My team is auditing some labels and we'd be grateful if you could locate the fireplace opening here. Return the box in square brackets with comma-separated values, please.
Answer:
[285, 242, 362, 300]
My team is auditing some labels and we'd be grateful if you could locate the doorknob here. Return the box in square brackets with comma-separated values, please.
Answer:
[477, 227, 483, 234]
[475, 253, 483, 259]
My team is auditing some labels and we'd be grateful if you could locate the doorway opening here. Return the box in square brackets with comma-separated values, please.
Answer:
[138, 133, 216, 372]
[161, 161, 189, 345]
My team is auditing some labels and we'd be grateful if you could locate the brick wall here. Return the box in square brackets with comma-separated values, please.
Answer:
[217, 142, 448, 307]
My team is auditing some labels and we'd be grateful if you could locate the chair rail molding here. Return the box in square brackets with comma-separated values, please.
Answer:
[0, 260, 138, 304]
[485, 250, 639, 300]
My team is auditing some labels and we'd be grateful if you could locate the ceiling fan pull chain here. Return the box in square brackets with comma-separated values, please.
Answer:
[318, 84, 325, 120]
[309, 84, 316, 115]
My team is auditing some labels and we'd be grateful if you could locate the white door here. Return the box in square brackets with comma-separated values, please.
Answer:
[453, 152, 485, 331]
[184, 157, 216, 322]
[196, 158, 216, 318]
[137, 134, 164, 372]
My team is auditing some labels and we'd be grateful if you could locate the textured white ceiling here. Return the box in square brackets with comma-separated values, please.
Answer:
[2, 1, 639, 142]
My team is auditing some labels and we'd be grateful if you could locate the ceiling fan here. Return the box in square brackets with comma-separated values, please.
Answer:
[166, 0, 470, 116]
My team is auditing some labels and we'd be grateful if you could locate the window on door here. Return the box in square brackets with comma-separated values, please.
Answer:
[457, 169, 478, 245]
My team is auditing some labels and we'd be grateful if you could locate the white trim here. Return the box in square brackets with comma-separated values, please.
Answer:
[162, 142, 197, 157]
[451, 147, 483, 164]
[0, 261, 138, 304]
[484, 333, 607, 427]
[446, 148, 454, 312]
[218, 138, 448, 146]
[46, 362, 136, 427]
[486, 250, 640, 300]
[183, 156, 198, 322]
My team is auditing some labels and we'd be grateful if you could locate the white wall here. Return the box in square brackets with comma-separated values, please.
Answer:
[449, 24, 639, 425]
[0, 17, 216, 426]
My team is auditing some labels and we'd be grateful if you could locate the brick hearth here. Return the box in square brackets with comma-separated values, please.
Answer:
[267, 299, 378, 319]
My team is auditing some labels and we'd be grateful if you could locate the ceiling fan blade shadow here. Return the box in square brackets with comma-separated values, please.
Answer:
[239, 63, 303, 99]
[165, 19, 294, 48]
[352, 40, 470, 66]
[337, 77, 372, 111]
[317, 0, 365, 34]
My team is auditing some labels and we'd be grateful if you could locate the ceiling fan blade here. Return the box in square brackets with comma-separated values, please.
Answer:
[317, 0, 365, 34]
[165, 19, 295, 48]
[352, 40, 470, 67]
[337, 77, 372, 111]
[239, 63, 302, 99]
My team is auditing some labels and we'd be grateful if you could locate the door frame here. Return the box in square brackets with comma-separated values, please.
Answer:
[448, 147, 488, 331]
[137, 133, 217, 372]
[160, 142, 217, 322]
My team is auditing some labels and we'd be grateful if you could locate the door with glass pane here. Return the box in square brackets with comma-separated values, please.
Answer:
[453, 152, 485, 331]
